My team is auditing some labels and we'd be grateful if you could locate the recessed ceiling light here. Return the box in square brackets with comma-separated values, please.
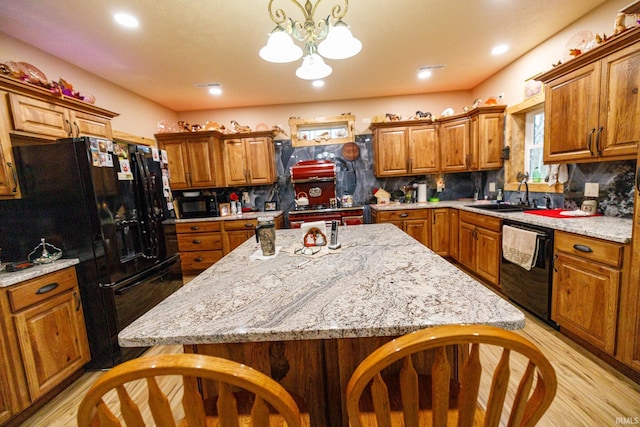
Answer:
[312, 80, 325, 88]
[195, 83, 223, 95]
[114, 13, 139, 28]
[491, 44, 509, 55]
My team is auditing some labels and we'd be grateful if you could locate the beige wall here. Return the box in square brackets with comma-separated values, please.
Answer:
[473, 0, 632, 105]
[0, 33, 176, 138]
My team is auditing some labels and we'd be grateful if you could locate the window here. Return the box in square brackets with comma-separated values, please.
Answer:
[524, 107, 546, 182]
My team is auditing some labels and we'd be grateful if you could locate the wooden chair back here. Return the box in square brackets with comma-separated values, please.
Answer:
[77, 353, 302, 427]
[346, 324, 557, 427]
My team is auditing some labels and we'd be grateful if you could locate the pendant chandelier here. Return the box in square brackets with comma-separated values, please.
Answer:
[259, 0, 362, 80]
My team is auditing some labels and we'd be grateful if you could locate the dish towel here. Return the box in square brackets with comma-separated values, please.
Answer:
[547, 164, 569, 186]
[502, 225, 540, 271]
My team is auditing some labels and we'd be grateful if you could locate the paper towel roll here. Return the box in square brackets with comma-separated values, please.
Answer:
[417, 184, 427, 202]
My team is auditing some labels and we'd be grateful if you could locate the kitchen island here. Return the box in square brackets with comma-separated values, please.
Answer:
[119, 223, 524, 426]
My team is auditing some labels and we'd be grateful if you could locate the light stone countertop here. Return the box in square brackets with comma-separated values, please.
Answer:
[371, 201, 633, 244]
[118, 224, 525, 347]
[0, 259, 79, 288]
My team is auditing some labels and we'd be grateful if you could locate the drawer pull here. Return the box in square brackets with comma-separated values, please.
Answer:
[36, 282, 59, 295]
[190, 225, 200, 230]
[194, 257, 203, 262]
[192, 239, 202, 244]
[399, 213, 409, 218]
[573, 244, 593, 253]
[73, 291, 80, 311]
[244, 223, 255, 228]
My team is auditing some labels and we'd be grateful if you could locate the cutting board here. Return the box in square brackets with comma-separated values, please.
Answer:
[524, 208, 601, 218]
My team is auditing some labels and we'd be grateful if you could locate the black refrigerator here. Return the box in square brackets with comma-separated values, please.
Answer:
[0, 137, 183, 369]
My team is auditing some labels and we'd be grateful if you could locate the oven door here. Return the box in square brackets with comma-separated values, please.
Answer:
[109, 254, 183, 361]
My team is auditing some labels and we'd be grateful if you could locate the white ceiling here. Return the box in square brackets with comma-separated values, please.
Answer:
[0, 0, 608, 112]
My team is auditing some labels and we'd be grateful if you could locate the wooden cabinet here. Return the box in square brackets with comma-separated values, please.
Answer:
[176, 221, 224, 275]
[458, 211, 501, 286]
[221, 215, 284, 254]
[0, 266, 90, 418]
[222, 134, 276, 186]
[429, 208, 450, 257]
[372, 124, 438, 176]
[0, 319, 13, 424]
[9, 93, 113, 139]
[469, 106, 505, 170]
[552, 231, 628, 354]
[371, 208, 429, 246]
[449, 209, 459, 261]
[538, 27, 640, 163]
[439, 117, 469, 172]
[0, 91, 19, 199]
[157, 134, 224, 189]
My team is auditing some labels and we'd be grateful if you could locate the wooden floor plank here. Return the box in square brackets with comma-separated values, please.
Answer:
[19, 315, 640, 427]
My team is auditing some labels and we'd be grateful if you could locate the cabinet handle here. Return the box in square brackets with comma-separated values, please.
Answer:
[244, 223, 255, 228]
[7, 162, 18, 193]
[192, 239, 201, 244]
[73, 291, 81, 311]
[74, 122, 80, 138]
[65, 119, 72, 137]
[595, 126, 603, 155]
[552, 254, 558, 272]
[587, 128, 596, 155]
[399, 213, 409, 218]
[36, 282, 59, 295]
[408, 158, 412, 172]
[194, 257, 203, 262]
[190, 225, 200, 230]
[636, 167, 640, 194]
[573, 244, 593, 253]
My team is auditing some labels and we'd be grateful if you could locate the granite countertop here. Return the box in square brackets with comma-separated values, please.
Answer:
[370, 201, 633, 244]
[0, 259, 79, 288]
[166, 210, 284, 224]
[119, 224, 525, 347]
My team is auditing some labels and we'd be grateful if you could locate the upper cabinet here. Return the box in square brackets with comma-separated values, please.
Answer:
[156, 133, 224, 190]
[222, 133, 276, 186]
[370, 105, 505, 177]
[537, 26, 640, 164]
[156, 130, 276, 189]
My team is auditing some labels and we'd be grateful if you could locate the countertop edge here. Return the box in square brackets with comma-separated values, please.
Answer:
[0, 258, 80, 287]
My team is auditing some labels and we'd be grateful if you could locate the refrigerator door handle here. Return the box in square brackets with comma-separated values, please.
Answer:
[134, 151, 160, 259]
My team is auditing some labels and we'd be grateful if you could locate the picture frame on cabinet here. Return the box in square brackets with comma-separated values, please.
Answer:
[219, 203, 230, 217]
[264, 201, 278, 211]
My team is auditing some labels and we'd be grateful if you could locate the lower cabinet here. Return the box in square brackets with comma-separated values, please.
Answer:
[552, 231, 628, 354]
[449, 209, 459, 261]
[458, 211, 501, 286]
[371, 208, 429, 246]
[429, 208, 450, 257]
[176, 221, 224, 276]
[0, 266, 90, 422]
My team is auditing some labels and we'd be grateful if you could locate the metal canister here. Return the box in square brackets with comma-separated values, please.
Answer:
[255, 216, 276, 256]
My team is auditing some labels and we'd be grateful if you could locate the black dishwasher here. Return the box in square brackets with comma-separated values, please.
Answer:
[500, 219, 557, 327]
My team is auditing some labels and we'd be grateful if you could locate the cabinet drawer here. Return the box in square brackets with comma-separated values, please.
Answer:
[555, 231, 623, 268]
[177, 233, 222, 251]
[176, 221, 221, 233]
[224, 219, 258, 231]
[376, 209, 428, 222]
[7, 268, 77, 313]
[180, 251, 223, 272]
[459, 211, 501, 232]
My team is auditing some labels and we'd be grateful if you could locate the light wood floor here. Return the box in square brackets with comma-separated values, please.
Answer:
[21, 313, 640, 427]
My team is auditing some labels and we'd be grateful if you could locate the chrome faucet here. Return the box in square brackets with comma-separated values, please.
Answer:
[516, 172, 530, 206]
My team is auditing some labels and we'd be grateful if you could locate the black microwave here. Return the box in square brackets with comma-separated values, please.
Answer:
[175, 195, 218, 218]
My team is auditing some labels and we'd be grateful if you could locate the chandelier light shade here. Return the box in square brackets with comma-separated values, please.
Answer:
[260, 0, 361, 80]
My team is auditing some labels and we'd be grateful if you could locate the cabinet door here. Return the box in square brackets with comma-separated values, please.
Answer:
[475, 227, 501, 286]
[458, 222, 476, 272]
[404, 220, 428, 246]
[0, 91, 19, 198]
[439, 119, 469, 172]
[475, 112, 504, 170]
[599, 43, 640, 159]
[544, 63, 600, 163]
[69, 110, 113, 140]
[9, 93, 71, 138]
[160, 139, 189, 189]
[0, 326, 13, 424]
[186, 137, 220, 188]
[13, 289, 90, 400]
[449, 209, 459, 261]
[409, 126, 439, 174]
[429, 208, 449, 256]
[552, 252, 619, 353]
[223, 139, 249, 186]
[374, 128, 409, 176]
[226, 230, 254, 254]
[244, 137, 275, 184]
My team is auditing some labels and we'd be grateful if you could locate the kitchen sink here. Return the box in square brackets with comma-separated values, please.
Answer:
[465, 203, 528, 213]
